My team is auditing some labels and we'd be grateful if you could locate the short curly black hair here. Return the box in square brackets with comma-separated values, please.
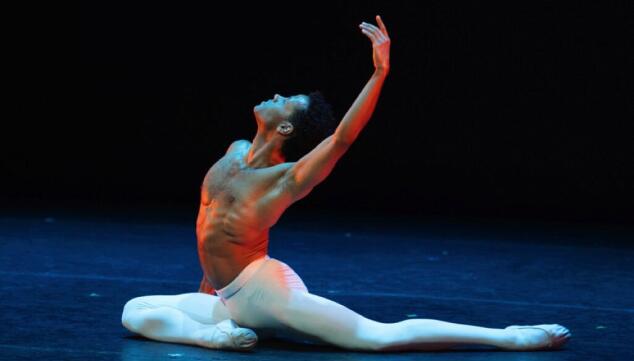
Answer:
[280, 91, 337, 162]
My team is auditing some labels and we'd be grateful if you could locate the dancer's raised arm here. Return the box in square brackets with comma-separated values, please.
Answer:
[285, 15, 391, 200]
[335, 15, 390, 144]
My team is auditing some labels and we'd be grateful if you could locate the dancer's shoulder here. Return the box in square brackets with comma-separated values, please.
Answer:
[226, 139, 251, 154]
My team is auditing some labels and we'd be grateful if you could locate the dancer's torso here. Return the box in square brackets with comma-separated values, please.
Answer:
[196, 140, 293, 290]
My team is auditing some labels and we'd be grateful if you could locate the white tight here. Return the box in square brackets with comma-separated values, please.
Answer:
[121, 292, 231, 346]
[121, 256, 514, 351]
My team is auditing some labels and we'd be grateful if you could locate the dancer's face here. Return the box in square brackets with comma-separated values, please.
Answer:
[254, 94, 309, 131]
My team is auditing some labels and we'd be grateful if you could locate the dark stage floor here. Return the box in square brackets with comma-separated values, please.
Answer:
[1, 210, 632, 360]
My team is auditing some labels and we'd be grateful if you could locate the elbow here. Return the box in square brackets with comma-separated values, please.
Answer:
[333, 137, 353, 150]
[332, 133, 354, 148]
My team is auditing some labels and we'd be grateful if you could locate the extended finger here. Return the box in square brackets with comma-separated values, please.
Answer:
[362, 22, 387, 42]
[376, 15, 389, 36]
[361, 22, 383, 35]
[360, 23, 385, 41]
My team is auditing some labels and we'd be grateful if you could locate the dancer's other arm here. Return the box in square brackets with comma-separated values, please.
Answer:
[284, 15, 391, 201]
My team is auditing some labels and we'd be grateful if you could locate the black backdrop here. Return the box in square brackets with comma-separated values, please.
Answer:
[4, 1, 633, 225]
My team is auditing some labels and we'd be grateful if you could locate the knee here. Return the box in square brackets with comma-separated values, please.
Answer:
[354, 320, 398, 351]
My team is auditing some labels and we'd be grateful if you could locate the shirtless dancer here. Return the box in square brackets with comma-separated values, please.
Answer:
[121, 16, 571, 352]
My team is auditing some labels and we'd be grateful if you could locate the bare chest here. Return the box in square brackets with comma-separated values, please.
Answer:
[199, 153, 290, 232]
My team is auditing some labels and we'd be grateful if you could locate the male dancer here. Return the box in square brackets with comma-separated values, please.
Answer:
[122, 16, 571, 351]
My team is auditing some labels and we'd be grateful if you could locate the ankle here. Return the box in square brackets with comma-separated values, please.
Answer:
[193, 325, 221, 347]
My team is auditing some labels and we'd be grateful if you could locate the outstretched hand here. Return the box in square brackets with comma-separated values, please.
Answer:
[359, 15, 390, 74]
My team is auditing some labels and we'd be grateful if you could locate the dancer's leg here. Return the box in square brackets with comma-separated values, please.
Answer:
[121, 292, 256, 350]
[225, 258, 569, 352]
[273, 290, 516, 351]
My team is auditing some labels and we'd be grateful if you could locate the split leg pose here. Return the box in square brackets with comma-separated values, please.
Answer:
[121, 15, 571, 352]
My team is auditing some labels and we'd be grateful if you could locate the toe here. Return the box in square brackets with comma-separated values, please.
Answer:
[559, 326, 570, 334]
[232, 329, 258, 349]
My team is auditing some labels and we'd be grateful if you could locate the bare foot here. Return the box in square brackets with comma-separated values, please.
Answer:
[195, 319, 258, 351]
[504, 324, 571, 351]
